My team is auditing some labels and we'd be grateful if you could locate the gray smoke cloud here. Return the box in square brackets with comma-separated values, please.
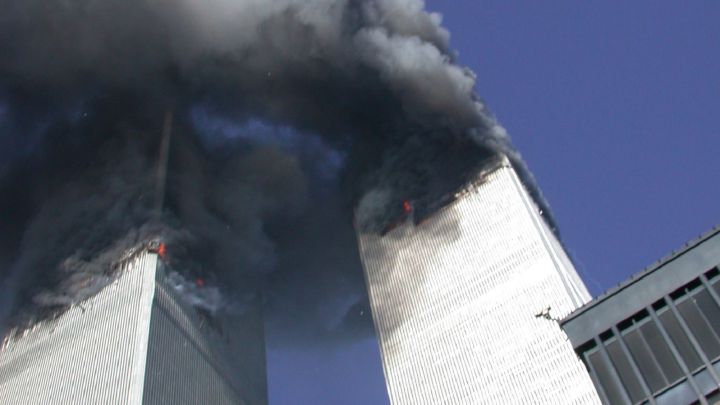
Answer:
[0, 0, 550, 343]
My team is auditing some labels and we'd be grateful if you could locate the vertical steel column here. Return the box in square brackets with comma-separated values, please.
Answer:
[699, 274, 720, 315]
[689, 289, 720, 347]
[154, 108, 173, 214]
[612, 325, 656, 404]
[636, 322, 670, 384]
[595, 336, 633, 404]
[583, 351, 612, 404]
[664, 297, 720, 386]
[647, 307, 707, 404]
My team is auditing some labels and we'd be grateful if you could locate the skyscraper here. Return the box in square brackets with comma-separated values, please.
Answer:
[0, 247, 267, 405]
[357, 157, 600, 404]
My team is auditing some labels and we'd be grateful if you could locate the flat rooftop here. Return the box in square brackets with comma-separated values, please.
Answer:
[561, 225, 720, 345]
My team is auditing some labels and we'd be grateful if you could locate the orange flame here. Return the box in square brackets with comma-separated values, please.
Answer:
[402, 200, 412, 214]
[158, 243, 167, 259]
[195, 278, 205, 288]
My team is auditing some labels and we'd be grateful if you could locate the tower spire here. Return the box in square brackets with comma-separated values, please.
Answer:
[155, 108, 173, 214]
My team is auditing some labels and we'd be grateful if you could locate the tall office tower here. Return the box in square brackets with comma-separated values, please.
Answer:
[357, 157, 601, 404]
[0, 247, 267, 405]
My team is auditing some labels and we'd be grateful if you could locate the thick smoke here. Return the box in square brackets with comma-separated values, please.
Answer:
[0, 0, 548, 343]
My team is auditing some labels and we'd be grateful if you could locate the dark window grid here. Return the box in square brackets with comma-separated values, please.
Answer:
[664, 296, 720, 386]
[706, 387, 720, 403]
[656, 306, 705, 372]
[622, 322, 669, 391]
[627, 313, 654, 329]
[582, 347, 613, 405]
[681, 289, 720, 360]
[600, 329, 615, 342]
[612, 326, 658, 404]
[699, 274, 720, 335]
[595, 336, 634, 404]
[607, 338, 648, 402]
[680, 304, 720, 362]
[653, 298, 668, 312]
[647, 306, 707, 401]
[686, 281, 720, 323]
[673, 289, 720, 356]
[637, 322, 683, 388]
[619, 309, 651, 333]
[693, 303, 720, 364]
[619, 311, 685, 390]
[705, 267, 719, 282]
[643, 320, 687, 383]
[671, 279, 704, 301]
[618, 318, 671, 392]
[670, 288, 698, 306]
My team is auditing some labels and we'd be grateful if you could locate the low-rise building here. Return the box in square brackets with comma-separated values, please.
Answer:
[562, 227, 720, 404]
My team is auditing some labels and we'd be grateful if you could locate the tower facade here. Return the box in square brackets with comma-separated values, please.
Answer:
[0, 249, 267, 405]
[357, 158, 600, 404]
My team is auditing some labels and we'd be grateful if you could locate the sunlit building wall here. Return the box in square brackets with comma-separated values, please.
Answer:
[0, 250, 267, 405]
[357, 158, 600, 404]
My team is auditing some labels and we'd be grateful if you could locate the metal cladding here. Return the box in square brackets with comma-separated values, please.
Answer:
[0, 250, 267, 405]
[560, 228, 720, 404]
[143, 275, 267, 405]
[0, 252, 157, 404]
[357, 159, 601, 404]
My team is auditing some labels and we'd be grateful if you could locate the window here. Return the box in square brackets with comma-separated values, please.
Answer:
[671, 279, 702, 300]
[677, 298, 720, 360]
[705, 267, 719, 281]
[705, 389, 720, 404]
[658, 309, 703, 371]
[624, 328, 666, 392]
[654, 380, 697, 405]
[693, 368, 717, 397]
[607, 339, 647, 403]
[710, 267, 720, 296]
[652, 299, 668, 312]
[693, 289, 720, 344]
[587, 350, 627, 405]
[639, 321, 683, 385]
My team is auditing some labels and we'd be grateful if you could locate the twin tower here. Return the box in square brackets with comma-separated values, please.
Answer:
[0, 157, 601, 404]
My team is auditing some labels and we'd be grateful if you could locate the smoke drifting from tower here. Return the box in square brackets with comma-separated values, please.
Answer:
[0, 0, 548, 343]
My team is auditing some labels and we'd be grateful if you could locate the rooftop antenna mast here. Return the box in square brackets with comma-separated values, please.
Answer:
[155, 108, 174, 215]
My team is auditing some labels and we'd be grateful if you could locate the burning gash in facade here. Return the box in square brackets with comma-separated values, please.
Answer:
[356, 158, 601, 404]
[0, 0, 591, 403]
[0, 245, 268, 404]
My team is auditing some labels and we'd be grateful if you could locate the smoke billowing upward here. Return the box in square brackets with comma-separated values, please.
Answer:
[0, 0, 547, 343]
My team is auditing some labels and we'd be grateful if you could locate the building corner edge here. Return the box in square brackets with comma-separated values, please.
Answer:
[128, 251, 159, 405]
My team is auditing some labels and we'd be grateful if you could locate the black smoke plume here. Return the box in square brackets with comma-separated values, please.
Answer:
[0, 0, 549, 344]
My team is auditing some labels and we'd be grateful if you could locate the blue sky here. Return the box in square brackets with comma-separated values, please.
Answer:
[431, 1, 720, 296]
[268, 2, 720, 404]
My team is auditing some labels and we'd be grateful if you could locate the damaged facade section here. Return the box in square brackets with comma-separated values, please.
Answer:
[0, 249, 267, 405]
[356, 157, 600, 404]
